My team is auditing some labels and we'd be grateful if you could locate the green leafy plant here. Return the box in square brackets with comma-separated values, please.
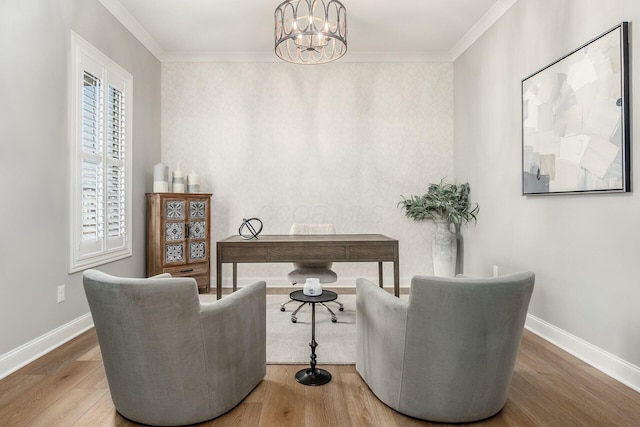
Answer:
[398, 179, 479, 228]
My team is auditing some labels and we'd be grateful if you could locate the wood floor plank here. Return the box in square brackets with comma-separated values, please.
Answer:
[75, 361, 109, 389]
[0, 374, 45, 411]
[239, 402, 263, 425]
[0, 360, 101, 426]
[25, 388, 107, 427]
[2, 328, 640, 426]
[258, 365, 305, 427]
[207, 402, 263, 426]
[303, 367, 351, 427]
[77, 344, 102, 362]
[506, 371, 582, 426]
[342, 371, 399, 427]
[488, 392, 537, 427]
[71, 392, 125, 427]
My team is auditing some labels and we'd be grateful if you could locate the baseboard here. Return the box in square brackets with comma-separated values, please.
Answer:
[525, 314, 640, 393]
[0, 313, 94, 380]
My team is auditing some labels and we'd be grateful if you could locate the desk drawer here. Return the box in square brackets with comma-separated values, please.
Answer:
[220, 246, 268, 262]
[348, 244, 396, 261]
[270, 245, 346, 262]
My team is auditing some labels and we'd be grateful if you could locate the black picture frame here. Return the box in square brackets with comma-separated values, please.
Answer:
[522, 22, 630, 195]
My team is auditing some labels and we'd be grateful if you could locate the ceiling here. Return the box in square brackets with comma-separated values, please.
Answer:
[99, 0, 517, 62]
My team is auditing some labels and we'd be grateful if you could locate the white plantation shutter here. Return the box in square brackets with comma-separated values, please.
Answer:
[106, 164, 124, 239]
[80, 70, 104, 255]
[70, 33, 132, 272]
[81, 158, 103, 242]
[106, 85, 126, 247]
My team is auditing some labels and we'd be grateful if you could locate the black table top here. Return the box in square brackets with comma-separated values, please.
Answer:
[289, 289, 338, 304]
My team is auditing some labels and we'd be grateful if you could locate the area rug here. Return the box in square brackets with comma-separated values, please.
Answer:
[266, 294, 356, 364]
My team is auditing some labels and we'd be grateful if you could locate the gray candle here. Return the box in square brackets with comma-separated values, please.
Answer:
[187, 171, 200, 193]
[172, 163, 185, 193]
[153, 163, 169, 192]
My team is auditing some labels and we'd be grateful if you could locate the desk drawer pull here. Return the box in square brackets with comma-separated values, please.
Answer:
[179, 268, 194, 273]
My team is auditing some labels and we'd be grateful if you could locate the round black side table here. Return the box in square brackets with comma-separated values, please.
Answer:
[289, 289, 338, 386]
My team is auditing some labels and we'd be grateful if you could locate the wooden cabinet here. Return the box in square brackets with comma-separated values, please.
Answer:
[146, 193, 212, 293]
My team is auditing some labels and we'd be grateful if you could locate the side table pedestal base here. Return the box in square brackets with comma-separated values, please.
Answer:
[295, 368, 332, 386]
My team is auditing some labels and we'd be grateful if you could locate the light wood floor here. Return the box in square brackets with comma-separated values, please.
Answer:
[1, 329, 639, 426]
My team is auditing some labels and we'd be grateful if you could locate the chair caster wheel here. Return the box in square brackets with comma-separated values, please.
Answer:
[331, 318, 337, 323]
[280, 307, 285, 312]
[291, 317, 297, 323]
[339, 307, 344, 311]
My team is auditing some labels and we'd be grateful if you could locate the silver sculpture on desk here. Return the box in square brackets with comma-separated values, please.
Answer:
[238, 218, 263, 239]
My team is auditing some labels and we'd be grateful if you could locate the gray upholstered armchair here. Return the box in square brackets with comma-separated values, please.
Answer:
[356, 272, 535, 423]
[83, 269, 266, 426]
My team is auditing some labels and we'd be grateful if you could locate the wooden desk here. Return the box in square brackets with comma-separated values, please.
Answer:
[216, 234, 399, 299]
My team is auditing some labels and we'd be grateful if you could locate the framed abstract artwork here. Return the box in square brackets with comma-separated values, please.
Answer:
[522, 22, 630, 195]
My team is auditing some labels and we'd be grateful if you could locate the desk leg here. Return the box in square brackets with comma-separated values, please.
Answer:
[393, 258, 400, 297]
[232, 263, 237, 292]
[216, 262, 222, 300]
[378, 262, 383, 289]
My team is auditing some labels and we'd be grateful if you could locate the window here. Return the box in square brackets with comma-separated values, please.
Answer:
[69, 32, 132, 272]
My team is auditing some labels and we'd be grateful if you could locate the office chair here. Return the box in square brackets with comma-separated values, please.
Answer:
[280, 223, 344, 323]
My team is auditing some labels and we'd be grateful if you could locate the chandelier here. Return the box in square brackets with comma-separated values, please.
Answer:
[274, 0, 347, 64]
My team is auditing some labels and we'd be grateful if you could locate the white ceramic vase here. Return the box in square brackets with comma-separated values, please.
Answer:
[432, 219, 457, 277]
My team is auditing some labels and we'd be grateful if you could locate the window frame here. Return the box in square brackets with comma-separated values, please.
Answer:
[69, 32, 133, 273]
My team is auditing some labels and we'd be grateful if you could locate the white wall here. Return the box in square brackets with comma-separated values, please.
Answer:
[162, 62, 454, 286]
[0, 0, 160, 360]
[455, 0, 640, 370]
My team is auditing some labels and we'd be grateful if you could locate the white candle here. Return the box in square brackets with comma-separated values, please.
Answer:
[153, 181, 169, 192]
[187, 171, 199, 185]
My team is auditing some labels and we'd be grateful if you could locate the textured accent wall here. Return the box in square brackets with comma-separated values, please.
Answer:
[454, 0, 640, 367]
[162, 63, 454, 285]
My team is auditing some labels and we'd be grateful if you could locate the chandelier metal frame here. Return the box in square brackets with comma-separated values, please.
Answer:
[274, 0, 347, 65]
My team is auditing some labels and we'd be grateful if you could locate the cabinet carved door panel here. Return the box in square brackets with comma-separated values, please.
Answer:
[147, 193, 212, 293]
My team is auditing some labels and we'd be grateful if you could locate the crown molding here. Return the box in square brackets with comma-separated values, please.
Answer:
[162, 50, 453, 63]
[99, 0, 167, 60]
[161, 51, 276, 63]
[449, 0, 518, 61]
[101, 0, 517, 64]
[334, 51, 452, 63]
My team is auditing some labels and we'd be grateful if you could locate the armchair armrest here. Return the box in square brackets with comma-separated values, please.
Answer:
[356, 278, 408, 409]
[199, 281, 267, 413]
